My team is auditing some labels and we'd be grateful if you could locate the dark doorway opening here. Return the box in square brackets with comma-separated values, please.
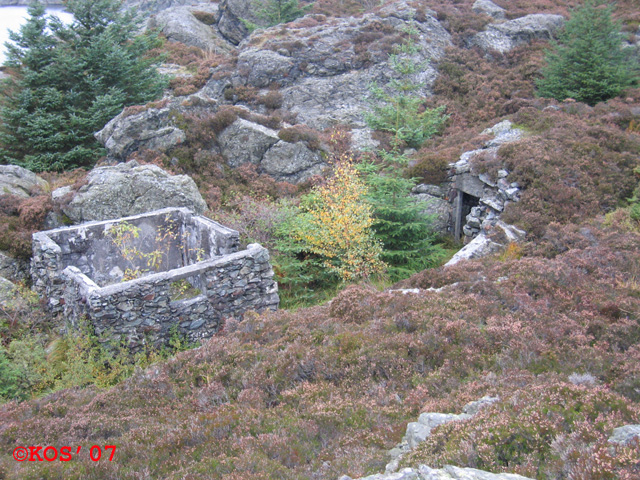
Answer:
[454, 191, 480, 240]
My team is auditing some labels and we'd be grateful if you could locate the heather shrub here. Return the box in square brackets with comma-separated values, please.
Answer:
[278, 125, 321, 150]
[405, 383, 640, 479]
[209, 195, 293, 248]
[192, 10, 216, 25]
[0, 194, 52, 259]
[407, 148, 452, 185]
[498, 106, 640, 237]
[259, 90, 284, 110]
[428, 45, 546, 128]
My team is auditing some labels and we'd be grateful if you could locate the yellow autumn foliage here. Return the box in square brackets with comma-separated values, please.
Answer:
[293, 157, 385, 281]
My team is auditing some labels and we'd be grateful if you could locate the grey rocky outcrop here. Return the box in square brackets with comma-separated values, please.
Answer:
[608, 425, 640, 446]
[343, 396, 527, 480]
[406, 413, 470, 450]
[59, 160, 207, 223]
[345, 465, 532, 480]
[261, 140, 325, 183]
[473, 14, 565, 53]
[385, 396, 500, 475]
[237, 49, 296, 88]
[96, 104, 186, 160]
[122, 0, 207, 15]
[0, 165, 49, 198]
[217, 118, 280, 167]
[148, 5, 232, 53]
[216, 118, 326, 182]
[94, 1, 453, 164]
[446, 221, 526, 267]
[472, 0, 506, 20]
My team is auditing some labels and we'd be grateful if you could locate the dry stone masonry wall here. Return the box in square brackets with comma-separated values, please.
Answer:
[31, 208, 278, 350]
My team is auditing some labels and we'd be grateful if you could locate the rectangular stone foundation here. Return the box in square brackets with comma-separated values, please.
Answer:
[31, 208, 279, 350]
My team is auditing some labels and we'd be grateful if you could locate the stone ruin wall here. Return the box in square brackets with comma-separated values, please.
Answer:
[31, 208, 279, 350]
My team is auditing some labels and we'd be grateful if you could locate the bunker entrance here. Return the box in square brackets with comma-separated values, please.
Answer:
[454, 191, 480, 241]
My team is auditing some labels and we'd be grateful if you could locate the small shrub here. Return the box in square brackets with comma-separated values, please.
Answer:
[278, 125, 321, 150]
[259, 90, 284, 110]
[192, 10, 217, 25]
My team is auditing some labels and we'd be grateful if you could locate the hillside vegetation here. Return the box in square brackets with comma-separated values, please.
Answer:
[0, 0, 640, 479]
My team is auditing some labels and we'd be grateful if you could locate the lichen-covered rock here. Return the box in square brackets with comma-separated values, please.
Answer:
[608, 425, 640, 446]
[148, 5, 232, 53]
[481, 120, 524, 147]
[445, 221, 526, 267]
[472, 0, 506, 20]
[412, 193, 451, 235]
[406, 413, 470, 449]
[61, 161, 207, 223]
[121, 0, 203, 15]
[95, 106, 186, 160]
[0, 276, 18, 307]
[473, 14, 565, 53]
[260, 140, 325, 183]
[418, 465, 533, 480]
[0, 165, 49, 198]
[216, 118, 280, 167]
[237, 49, 296, 88]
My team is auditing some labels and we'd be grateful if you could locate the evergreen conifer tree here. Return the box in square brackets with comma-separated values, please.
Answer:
[0, 0, 166, 171]
[256, 0, 313, 27]
[360, 152, 445, 281]
[536, 0, 638, 106]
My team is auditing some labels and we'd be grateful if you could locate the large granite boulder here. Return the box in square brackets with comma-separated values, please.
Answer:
[59, 161, 207, 223]
[216, 118, 326, 183]
[95, 105, 187, 160]
[473, 14, 565, 53]
[216, 118, 280, 167]
[472, 0, 506, 20]
[0, 165, 49, 198]
[261, 140, 325, 183]
[148, 5, 232, 53]
[237, 49, 296, 88]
